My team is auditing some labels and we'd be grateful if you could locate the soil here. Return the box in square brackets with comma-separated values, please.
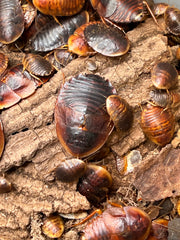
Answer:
[0, 14, 180, 240]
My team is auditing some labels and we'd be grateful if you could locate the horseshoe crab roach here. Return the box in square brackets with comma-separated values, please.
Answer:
[0, 65, 38, 109]
[80, 204, 151, 240]
[33, 0, 85, 17]
[25, 11, 89, 52]
[42, 214, 64, 238]
[140, 103, 175, 146]
[90, 0, 156, 24]
[67, 21, 130, 57]
[149, 89, 180, 108]
[0, 0, 24, 44]
[151, 61, 178, 90]
[106, 95, 133, 132]
[55, 74, 117, 158]
[77, 164, 112, 204]
[0, 175, 12, 194]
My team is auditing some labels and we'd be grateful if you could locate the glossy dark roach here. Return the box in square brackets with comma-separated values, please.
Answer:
[140, 103, 175, 146]
[90, 0, 155, 23]
[42, 214, 64, 238]
[0, 52, 8, 77]
[22, 53, 54, 77]
[0, 176, 12, 193]
[55, 74, 116, 158]
[151, 61, 178, 90]
[106, 95, 133, 132]
[0, 65, 38, 109]
[164, 6, 180, 36]
[77, 164, 112, 204]
[33, 0, 85, 17]
[26, 11, 89, 52]
[81, 204, 151, 240]
[0, 120, 4, 158]
[68, 22, 96, 56]
[0, 0, 24, 44]
[54, 159, 86, 182]
[83, 21, 130, 57]
[149, 89, 180, 108]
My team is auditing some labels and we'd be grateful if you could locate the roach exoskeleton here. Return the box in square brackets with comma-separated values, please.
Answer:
[106, 95, 133, 132]
[81, 204, 151, 240]
[55, 74, 116, 158]
[140, 103, 175, 146]
[77, 164, 112, 204]
[0, 0, 24, 44]
[42, 214, 64, 238]
[32, 0, 85, 17]
[54, 159, 86, 182]
[151, 61, 178, 90]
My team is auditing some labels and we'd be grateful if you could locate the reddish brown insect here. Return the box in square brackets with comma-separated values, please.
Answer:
[54, 159, 86, 182]
[146, 219, 168, 240]
[81, 204, 151, 240]
[33, 0, 85, 17]
[0, 0, 24, 44]
[140, 103, 175, 146]
[26, 11, 89, 52]
[83, 21, 130, 57]
[42, 214, 64, 238]
[90, 0, 155, 23]
[106, 95, 133, 132]
[0, 175, 12, 194]
[0, 65, 38, 109]
[149, 89, 180, 108]
[164, 6, 180, 36]
[22, 53, 54, 77]
[77, 165, 112, 204]
[55, 74, 116, 158]
[151, 61, 178, 90]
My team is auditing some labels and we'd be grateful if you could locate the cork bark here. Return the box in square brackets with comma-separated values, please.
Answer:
[0, 17, 180, 239]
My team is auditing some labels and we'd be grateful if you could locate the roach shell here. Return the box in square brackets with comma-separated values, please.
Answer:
[22, 54, 54, 77]
[140, 104, 175, 146]
[176, 47, 180, 60]
[0, 0, 24, 44]
[55, 74, 116, 158]
[68, 23, 96, 56]
[90, 0, 145, 23]
[82, 205, 151, 240]
[0, 52, 8, 77]
[84, 22, 130, 57]
[0, 176, 12, 193]
[164, 7, 180, 36]
[151, 61, 178, 90]
[55, 159, 86, 182]
[42, 214, 64, 238]
[77, 165, 112, 204]
[33, 0, 85, 17]
[106, 95, 133, 132]
[0, 120, 4, 158]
